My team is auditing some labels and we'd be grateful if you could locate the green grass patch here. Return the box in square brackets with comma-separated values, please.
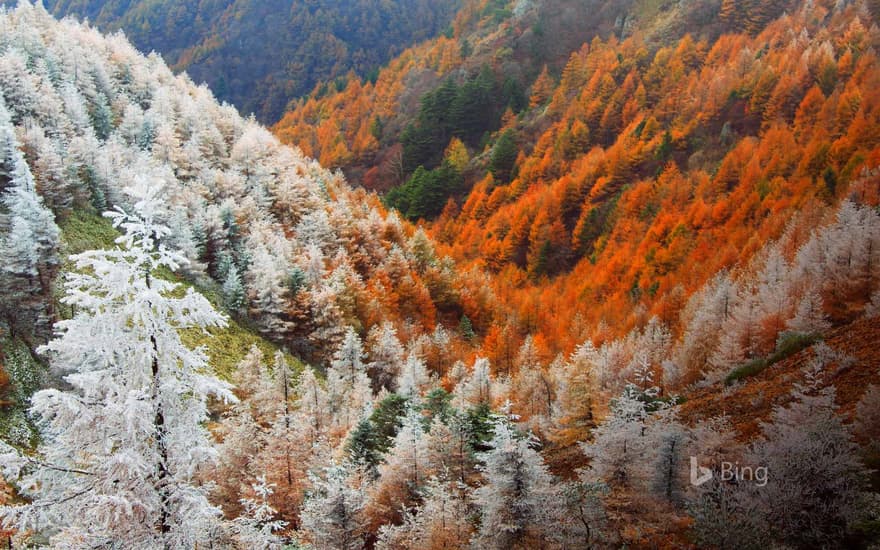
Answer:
[58, 208, 119, 254]
[725, 332, 822, 385]
[180, 323, 300, 382]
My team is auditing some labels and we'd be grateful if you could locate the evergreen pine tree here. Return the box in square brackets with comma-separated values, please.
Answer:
[489, 129, 518, 184]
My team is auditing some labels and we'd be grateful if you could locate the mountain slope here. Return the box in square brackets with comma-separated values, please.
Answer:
[0, 0, 505, 387]
[679, 315, 880, 439]
[0, 2, 879, 548]
[273, 0, 771, 176]
[29, 0, 461, 122]
[276, 0, 880, 357]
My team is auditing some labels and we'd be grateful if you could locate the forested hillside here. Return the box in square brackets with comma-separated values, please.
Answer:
[275, 0, 750, 177]
[276, 0, 880, 353]
[25, 0, 460, 122]
[0, 1, 878, 548]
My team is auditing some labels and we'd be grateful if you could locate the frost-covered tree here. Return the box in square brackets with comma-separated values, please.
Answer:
[246, 243, 293, 340]
[472, 416, 556, 549]
[641, 406, 692, 505]
[20, 125, 71, 214]
[786, 285, 830, 334]
[452, 357, 493, 408]
[231, 476, 287, 550]
[327, 255, 365, 329]
[515, 335, 541, 372]
[222, 262, 246, 313]
[230, 125, 274, 190]
[588, 337, 630, 392]
[375, 477, 472, 550]
[424, 415, 476, 486]
[824, 201, 880, 311]
[300, 464, 368, 550]
[693, 360, 872, 548]
[0, 179, 235, 548]
[366, 321, 405, 392]
[295, 208, 338, 254]
[332, 327, 367, 384]
[747, 382, 871, 546]
[327, 328, 373, 434]
[710, 283, 762, 372]
[580, 384, 651, 488]
[396, 353, 432, 399]
[414, 324, 451, 376]
[296, 366, 331, 443]
[661, 358, 683, 390]
[639, 316, 673, 370]
[272, 350, 295, 420]
[367, 408, 431, 529]
[755, 245, 793, 340]
[306, 281, 346, 358]
[511, 360, 557, 436]
[688, 476, 767, 550]
[545, 479, 608, 548]
[551, 342, 598, 445]
[0, 50, 38, 123]
[793, 200, 880, 321]
[684, 418, 749, 547]
[675, 272, 735, 381]
[303, 242, 327, 286]
[0, 98, 59, 343]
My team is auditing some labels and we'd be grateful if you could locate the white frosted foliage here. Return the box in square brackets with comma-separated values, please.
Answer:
[0, 180, 235, 548]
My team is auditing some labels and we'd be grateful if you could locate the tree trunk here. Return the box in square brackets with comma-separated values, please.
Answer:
[147, 271, 172, 548]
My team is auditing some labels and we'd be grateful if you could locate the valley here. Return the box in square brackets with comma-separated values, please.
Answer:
[0, 1, 877, 548]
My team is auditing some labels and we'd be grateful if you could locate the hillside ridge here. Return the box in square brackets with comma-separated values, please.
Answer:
[23, 0, 461, 122]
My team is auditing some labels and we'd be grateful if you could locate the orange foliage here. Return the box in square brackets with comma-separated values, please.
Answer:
[529, 65, 555, 109]
[274, 1, 880, 366]
[425, 4, 880, 359]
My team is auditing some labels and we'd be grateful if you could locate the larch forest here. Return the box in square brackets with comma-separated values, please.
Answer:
[0, 0, 879, 548]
